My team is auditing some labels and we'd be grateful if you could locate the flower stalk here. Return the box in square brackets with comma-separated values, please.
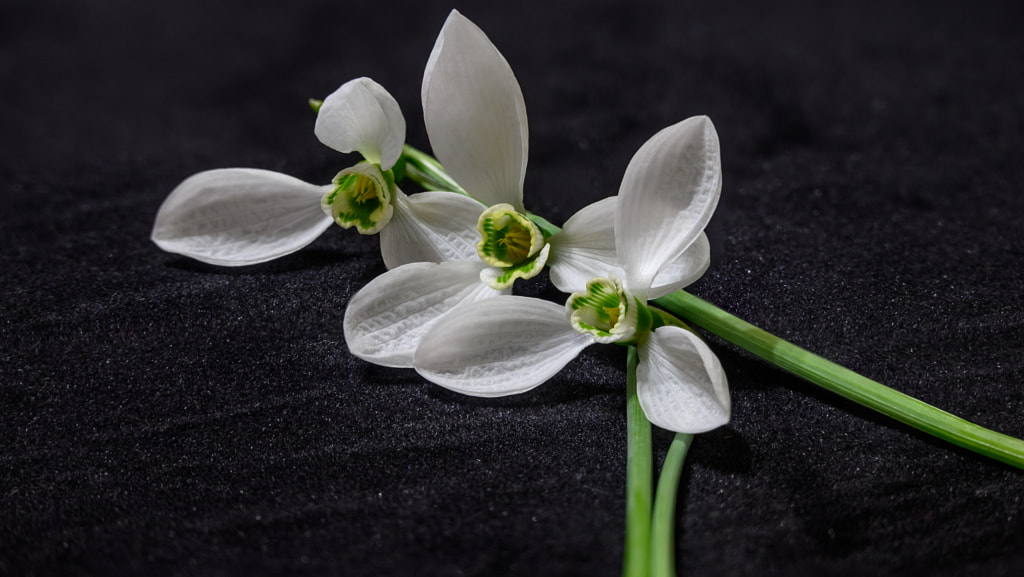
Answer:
[650, 433, 694, 577]
[654, 291, 1024, 470]
[401, 144, 469, 195]
[625, 350, 698, 577]
[624, 345, 653, 577]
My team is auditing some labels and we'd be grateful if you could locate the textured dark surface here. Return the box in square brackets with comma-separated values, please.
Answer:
[3, 1, 1023, 575]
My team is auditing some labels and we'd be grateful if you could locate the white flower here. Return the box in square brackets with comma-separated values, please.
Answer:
[151, 77, 483, 267]
[420, 10, 552, 288]
[412, 116, 731, 434]
[422, 10, 528, 213]
[545, 112, 722, 298]
[344, 10, 543, 367]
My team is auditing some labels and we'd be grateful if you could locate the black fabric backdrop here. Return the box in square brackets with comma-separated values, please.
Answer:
[3, 1, 1023, 575]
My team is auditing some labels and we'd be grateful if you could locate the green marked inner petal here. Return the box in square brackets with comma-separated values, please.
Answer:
[480, 243, 551, 290]
[322, 162, 394, 235]
[567, 276, 639, 344]
[477, 203, 545, 267]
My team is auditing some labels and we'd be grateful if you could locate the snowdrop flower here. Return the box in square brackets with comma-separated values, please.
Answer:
[421, 10, 552, 289]
[151, 77, 483, 268]
[412, 116, 731, 434]
[343, 10, 545, 367]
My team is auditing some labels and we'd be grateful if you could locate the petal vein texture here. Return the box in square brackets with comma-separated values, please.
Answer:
[616, 116, 721, 297]
[415, 296, 593, 397]
[637, 326, 730, 433]
[151, 168, 332, 266]
[422, 10, 528, 210]
[315, 77, 406, 170]
[549, 197, 711, 297]
[548, 196, 624, 293]
[379, 190, 485, 268]
[343, 261, 505, 368]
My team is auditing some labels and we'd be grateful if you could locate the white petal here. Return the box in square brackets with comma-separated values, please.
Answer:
[648, 233, 711, 299]
[315, 77, 406, 170]
[548, 197, 709, 297]
[414, 296, 593, 397]
[151, 168, 332, 266]
[422, 10, 527, 209]
[637, 326, 730, 434]
[616, 116, 722, 296]
[344, 261, 505, 368]
[379, 190, 485, 268]
[547, 196, 625, 293]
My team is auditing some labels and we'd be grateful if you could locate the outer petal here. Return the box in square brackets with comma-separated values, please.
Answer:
[379, 190, 485, 268]
[315, 77, 406, 170]
[548, 196, 623, 293]
[548, 197, 710, 297]
[422, 10, 527, 210]
[647, 232, 711, 299]
[414, 296, 593, 397]
[151, 168, 332, 266]
[344, 261, 506, 368]
[616, 116, 721, 297]
[637, 326, 730, 434]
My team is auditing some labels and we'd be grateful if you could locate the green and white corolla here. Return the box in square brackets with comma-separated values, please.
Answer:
[411, 116, 731, 434]
[151, 77, 484, 268]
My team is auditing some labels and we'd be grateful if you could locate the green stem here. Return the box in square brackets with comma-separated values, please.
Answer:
[401, 144, 469, 195]
[526, 211, 561, 239]
[402, 145, 562, 240]
[654, 291, 1024, 470]
[650, 433, 694, 577]
[624, 345, 653, 577]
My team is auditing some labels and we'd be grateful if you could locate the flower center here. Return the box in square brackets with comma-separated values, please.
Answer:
[476, 204, 544, 268]
[566, 276, 639, 344]
[475, 203, 551, 290]
[322, 162, 395, 235]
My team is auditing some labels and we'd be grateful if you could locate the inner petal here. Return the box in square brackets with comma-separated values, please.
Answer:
[566, 276, 638, 344]
[476, 203, 544, 267]
[322, 162, 395, 235]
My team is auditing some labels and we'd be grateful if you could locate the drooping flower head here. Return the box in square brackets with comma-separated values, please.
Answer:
[344, 10, 552, 367]
[314, 77, 406, 235]
[152, 77, 484, 268]
[421, 10, 551, 288]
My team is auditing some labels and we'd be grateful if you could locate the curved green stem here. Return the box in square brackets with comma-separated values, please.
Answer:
[654, 291, 1024, 470]
[401, 144, 469, 195]
[526, 211, 561, 239]
[650, 433, 694, 577]
[624, 345, 653, 577]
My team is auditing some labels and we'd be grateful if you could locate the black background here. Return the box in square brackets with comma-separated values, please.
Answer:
[3, 1, 1023, 575]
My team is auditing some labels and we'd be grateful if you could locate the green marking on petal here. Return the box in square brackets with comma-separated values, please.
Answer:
[566, 276, 641, 344]
[321, 162, 395, 234]
[476, 203, 546, 268]
[481, 243, 551, 290]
